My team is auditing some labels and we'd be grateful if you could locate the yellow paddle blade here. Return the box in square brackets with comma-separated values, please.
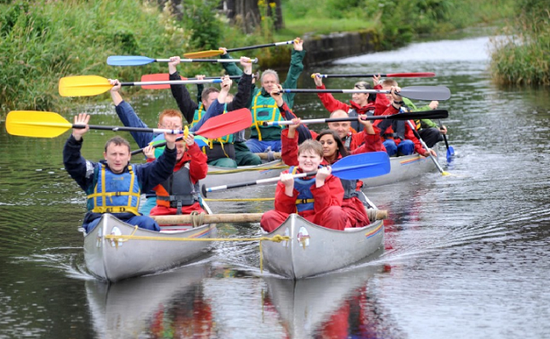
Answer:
[183, 50, 223, 58]
[6, 111, 72, 138]
[58, 75, 112, 97]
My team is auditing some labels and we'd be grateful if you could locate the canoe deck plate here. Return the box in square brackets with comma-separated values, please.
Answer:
[297, 227, 310, 248]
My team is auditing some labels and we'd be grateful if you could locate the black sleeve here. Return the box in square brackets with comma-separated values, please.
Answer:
[170, 71, 199, 124]
[226, 73, 252, 111]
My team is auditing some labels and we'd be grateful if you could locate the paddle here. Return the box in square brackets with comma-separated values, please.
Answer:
[312, 72, 435, 78]
[201, 152, 390, 196]
[151, 209, 388, 225]
[439, 119, 455, 163]
[139, 73, 258, 90]
[278, 86, 451, 101]
[58, 75, 223, 97]
[130, 108, 253, 155]
[263, 110, 449, 126]
[183, 40, 297, 58]
[106, 55, 258, 66]
[6, 108, 252, 140]
[405, 120, 449, 176]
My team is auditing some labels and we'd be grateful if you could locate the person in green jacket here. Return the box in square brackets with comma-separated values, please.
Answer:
[380, 78, 447, 148]
[218, 37, 307, 153]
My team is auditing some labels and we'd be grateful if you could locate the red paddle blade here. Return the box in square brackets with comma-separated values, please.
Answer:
[195, 108, 252, 140]
[140, 74, 187, 89]
[386, 72, 435, 78]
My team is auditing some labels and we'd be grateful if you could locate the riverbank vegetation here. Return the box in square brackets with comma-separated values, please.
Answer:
[1, 0, 515, 115]
[490, 0, 550, 85]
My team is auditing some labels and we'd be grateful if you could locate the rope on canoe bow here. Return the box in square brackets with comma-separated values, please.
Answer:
[102, 233, 290, 274]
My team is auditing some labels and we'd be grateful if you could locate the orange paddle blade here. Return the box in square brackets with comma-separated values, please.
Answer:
[183, 50, 224, 58]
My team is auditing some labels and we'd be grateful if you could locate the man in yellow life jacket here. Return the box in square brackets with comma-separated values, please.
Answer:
[171, 57, 262, 167]
[63, 113, 178, 233]
[219, 38, 309, 153]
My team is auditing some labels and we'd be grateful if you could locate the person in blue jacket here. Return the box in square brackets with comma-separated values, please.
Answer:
[63, 113, 178, 233]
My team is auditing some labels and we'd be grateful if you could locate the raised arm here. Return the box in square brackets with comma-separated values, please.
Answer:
[168, 56, 199, 124]
[110, 80, 153, 148]
[226, 57, 253, 111]
[281, 38, 305, 109]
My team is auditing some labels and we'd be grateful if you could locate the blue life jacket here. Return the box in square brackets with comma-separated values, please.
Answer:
[290, 166, 316, 213]
[87, 164, 141, 215]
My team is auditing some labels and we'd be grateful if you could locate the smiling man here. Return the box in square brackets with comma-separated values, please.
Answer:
[220, 37, 307, 153]
[63, 113, 178, 233]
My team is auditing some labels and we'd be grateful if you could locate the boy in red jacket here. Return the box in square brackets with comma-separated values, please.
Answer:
[260, 139, 349, 232]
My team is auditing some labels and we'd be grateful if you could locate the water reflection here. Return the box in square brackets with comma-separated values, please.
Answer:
[262, 263, 404, 338]
[85, 262, 213, 338]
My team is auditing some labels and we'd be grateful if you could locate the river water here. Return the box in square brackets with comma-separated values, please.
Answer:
[1, 34, 549, 338]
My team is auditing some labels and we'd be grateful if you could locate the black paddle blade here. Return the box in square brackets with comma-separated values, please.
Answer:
[388, 110, 449, 120]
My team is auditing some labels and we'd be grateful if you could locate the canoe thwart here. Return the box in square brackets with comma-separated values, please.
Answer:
[151, 210, 387, 225]
[255, 151, 282, 161]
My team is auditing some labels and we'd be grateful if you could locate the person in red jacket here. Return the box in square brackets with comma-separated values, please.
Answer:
[281, 120, 381, 228]
[312, 73, 391, 132]
[376, 86, 437, 157]
[260, 139, 349, 232]
[144, 126, 209, 216]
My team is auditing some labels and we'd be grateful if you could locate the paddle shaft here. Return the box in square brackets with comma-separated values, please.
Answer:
[153, 58, 257, 63]
[227, 40, 295, 52]
[280, 85, 451, 101]
[316, 72, 435, 78]
[439, 119, 451, 150]
[205, 170, 318, 193]
[263, 110, 449, 126]
[76, 124, 184, 134]
[406, 120, 449, 175]
[121, 79, 221, 87]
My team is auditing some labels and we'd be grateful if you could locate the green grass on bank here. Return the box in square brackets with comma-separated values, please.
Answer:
[490, 0, 550, 85]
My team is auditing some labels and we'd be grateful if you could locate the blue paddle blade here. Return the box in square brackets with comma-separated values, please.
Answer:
[446, 146, 455, 163]
[107, 56, 156, 66]
[331, 152, 391, 180]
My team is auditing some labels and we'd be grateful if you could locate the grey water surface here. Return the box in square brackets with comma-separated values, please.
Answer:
[0, 33, 549, 338]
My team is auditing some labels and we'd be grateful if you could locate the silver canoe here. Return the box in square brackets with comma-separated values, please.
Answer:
[83, 214, 217, 282]
[261, 209, 384, 279]
[201, 159, 288, 188]
[362, 153, 437, 187]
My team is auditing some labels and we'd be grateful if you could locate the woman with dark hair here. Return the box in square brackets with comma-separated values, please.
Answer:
[281, 120, 383, 227]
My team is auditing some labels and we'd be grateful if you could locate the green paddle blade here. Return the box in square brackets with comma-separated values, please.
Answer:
[6, 111, 72, 138]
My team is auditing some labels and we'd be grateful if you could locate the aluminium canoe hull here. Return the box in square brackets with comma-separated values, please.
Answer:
[83, 214, 217, 282]
[362, 153, 437, 187]
[201, 159, 287, 188]
[261, 214, 384, 279]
